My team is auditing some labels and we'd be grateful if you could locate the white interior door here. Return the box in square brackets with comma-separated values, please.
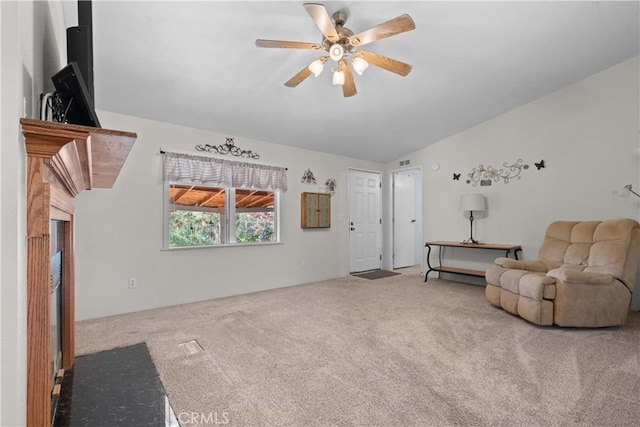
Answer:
[349, 169, 382, 273]
[393, 171, 416, 268]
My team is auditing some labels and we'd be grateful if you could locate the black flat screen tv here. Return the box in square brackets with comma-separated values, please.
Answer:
[51, 61, 101, 127]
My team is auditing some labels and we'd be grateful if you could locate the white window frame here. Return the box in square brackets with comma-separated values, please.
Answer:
[163, 182, 281, 249]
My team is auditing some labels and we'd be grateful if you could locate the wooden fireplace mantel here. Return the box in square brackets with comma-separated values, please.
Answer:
[21, 118, 137, 426]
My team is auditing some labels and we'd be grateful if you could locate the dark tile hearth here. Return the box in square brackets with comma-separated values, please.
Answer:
[54, 342, 175, 427]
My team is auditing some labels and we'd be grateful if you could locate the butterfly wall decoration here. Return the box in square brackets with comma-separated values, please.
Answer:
[534, 160, 545, 170]
[453, 173, 461, 181]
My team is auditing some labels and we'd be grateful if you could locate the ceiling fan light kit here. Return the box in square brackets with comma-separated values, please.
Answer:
[329, 43, 345, 61]
[256, 2, 415, 97]
[352, 55, 369, 75]
[308, 57, 328, 77]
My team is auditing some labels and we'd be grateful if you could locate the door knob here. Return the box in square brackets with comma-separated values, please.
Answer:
[350, 227, 355, 231]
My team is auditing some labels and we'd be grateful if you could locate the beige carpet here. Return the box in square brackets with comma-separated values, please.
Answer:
[76, 268, 640, 426]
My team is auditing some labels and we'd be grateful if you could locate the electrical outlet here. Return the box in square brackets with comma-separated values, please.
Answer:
[128, 277, 137, 289]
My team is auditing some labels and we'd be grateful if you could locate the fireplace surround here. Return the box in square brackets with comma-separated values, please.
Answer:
[21, 118, 136, 426]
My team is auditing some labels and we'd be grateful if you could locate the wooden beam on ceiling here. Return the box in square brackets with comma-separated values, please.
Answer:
[247, 193, 274, 208]
[235, 190, 258, 208]
[197, 188, 225, 207]
[171, 185, 194, 204]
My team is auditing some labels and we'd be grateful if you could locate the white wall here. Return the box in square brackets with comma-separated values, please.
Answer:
[0, 2, 636, 423]
[386, 57, 640, 306]
[77, 57, 640, 321]
[74, 112, 382, 320]
[0, 1, 66, 424]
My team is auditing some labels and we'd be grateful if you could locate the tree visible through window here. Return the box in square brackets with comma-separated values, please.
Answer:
[169, 210, 222, 246]
[167, 184, 278, 247]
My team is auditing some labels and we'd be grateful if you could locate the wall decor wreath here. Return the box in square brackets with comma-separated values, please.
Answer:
[467, 159, 529, 186]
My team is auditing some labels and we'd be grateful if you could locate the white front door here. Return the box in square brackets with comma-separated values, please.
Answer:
[349, 169, 382, 273]
[393, 171, 417, 268]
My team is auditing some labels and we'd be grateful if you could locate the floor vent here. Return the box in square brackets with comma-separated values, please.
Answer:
[179, 339, 204, 355]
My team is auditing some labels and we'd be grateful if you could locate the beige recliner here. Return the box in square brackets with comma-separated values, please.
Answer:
[486, 218, 640, 327]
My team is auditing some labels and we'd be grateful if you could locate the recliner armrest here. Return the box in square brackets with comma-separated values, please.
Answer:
[547, 268, 613, 285]
[494, 258, 548, 272]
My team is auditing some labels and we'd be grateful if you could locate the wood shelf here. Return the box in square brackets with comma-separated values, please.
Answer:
[430, 266, 485, 277]
[22, 119, 137, 427]
[425, 241, 522, 252]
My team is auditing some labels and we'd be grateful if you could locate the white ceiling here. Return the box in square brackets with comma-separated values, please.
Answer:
[64, 1, 640, 163]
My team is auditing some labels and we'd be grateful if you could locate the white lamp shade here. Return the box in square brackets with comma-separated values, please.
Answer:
[459, 194, 486, 212]
[352, 56, 369, 75]
[308, 59, 325, 77]
[332, 69, 345, 85]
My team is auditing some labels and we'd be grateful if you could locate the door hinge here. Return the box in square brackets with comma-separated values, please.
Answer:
[379, 254, 382, 260]
[379, 182, 382, 188]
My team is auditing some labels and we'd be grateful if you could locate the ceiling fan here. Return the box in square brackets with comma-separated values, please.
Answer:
[255, 3, 415, 97]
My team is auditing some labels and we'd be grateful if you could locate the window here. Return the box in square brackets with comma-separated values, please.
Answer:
[163, 152, 286, 249]
[167, 184, 279, 247]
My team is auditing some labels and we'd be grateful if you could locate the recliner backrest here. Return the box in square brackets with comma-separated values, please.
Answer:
[538, 219, 640, 291]
[538, 221, 580, 270]
[563, 221, 601, 268]
[585, 219, 640, 291]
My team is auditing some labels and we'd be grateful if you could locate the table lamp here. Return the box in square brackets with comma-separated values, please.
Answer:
[459, 193, 486, 244]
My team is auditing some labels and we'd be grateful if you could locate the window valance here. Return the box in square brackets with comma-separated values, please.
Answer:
[163, 151, 287, 192]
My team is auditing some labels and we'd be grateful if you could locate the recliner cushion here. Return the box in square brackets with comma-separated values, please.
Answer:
[518, 297, 553, 326]
[519, 274, 556, 301]
[538, 221, 579, 264]
[485, 265, 507, 287]
[499, 269, 531, 294]
[563, 243, 591, 266]
[558, 221, 599, 266]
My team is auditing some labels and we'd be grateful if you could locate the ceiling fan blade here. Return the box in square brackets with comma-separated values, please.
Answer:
[349, 14, 416, 47]
[303, 3, 339, 42]
[340, 59, 357, 98]
[255, 39, 322, 50]
[357, 50, 413, 77]
[284, 66, 314, 88]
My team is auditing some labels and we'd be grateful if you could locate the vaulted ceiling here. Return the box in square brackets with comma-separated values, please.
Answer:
[64, 1, 640, 163]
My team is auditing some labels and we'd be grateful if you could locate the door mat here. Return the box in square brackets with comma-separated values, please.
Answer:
[352, 270, 401, 280]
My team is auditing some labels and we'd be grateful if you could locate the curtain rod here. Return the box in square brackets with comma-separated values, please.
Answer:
[159, 150, 287, 170]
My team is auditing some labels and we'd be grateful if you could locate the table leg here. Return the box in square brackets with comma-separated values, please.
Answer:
[424, 243, 433, 282]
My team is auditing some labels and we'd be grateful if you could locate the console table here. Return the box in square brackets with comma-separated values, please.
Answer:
[424, 241, 522, 282]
